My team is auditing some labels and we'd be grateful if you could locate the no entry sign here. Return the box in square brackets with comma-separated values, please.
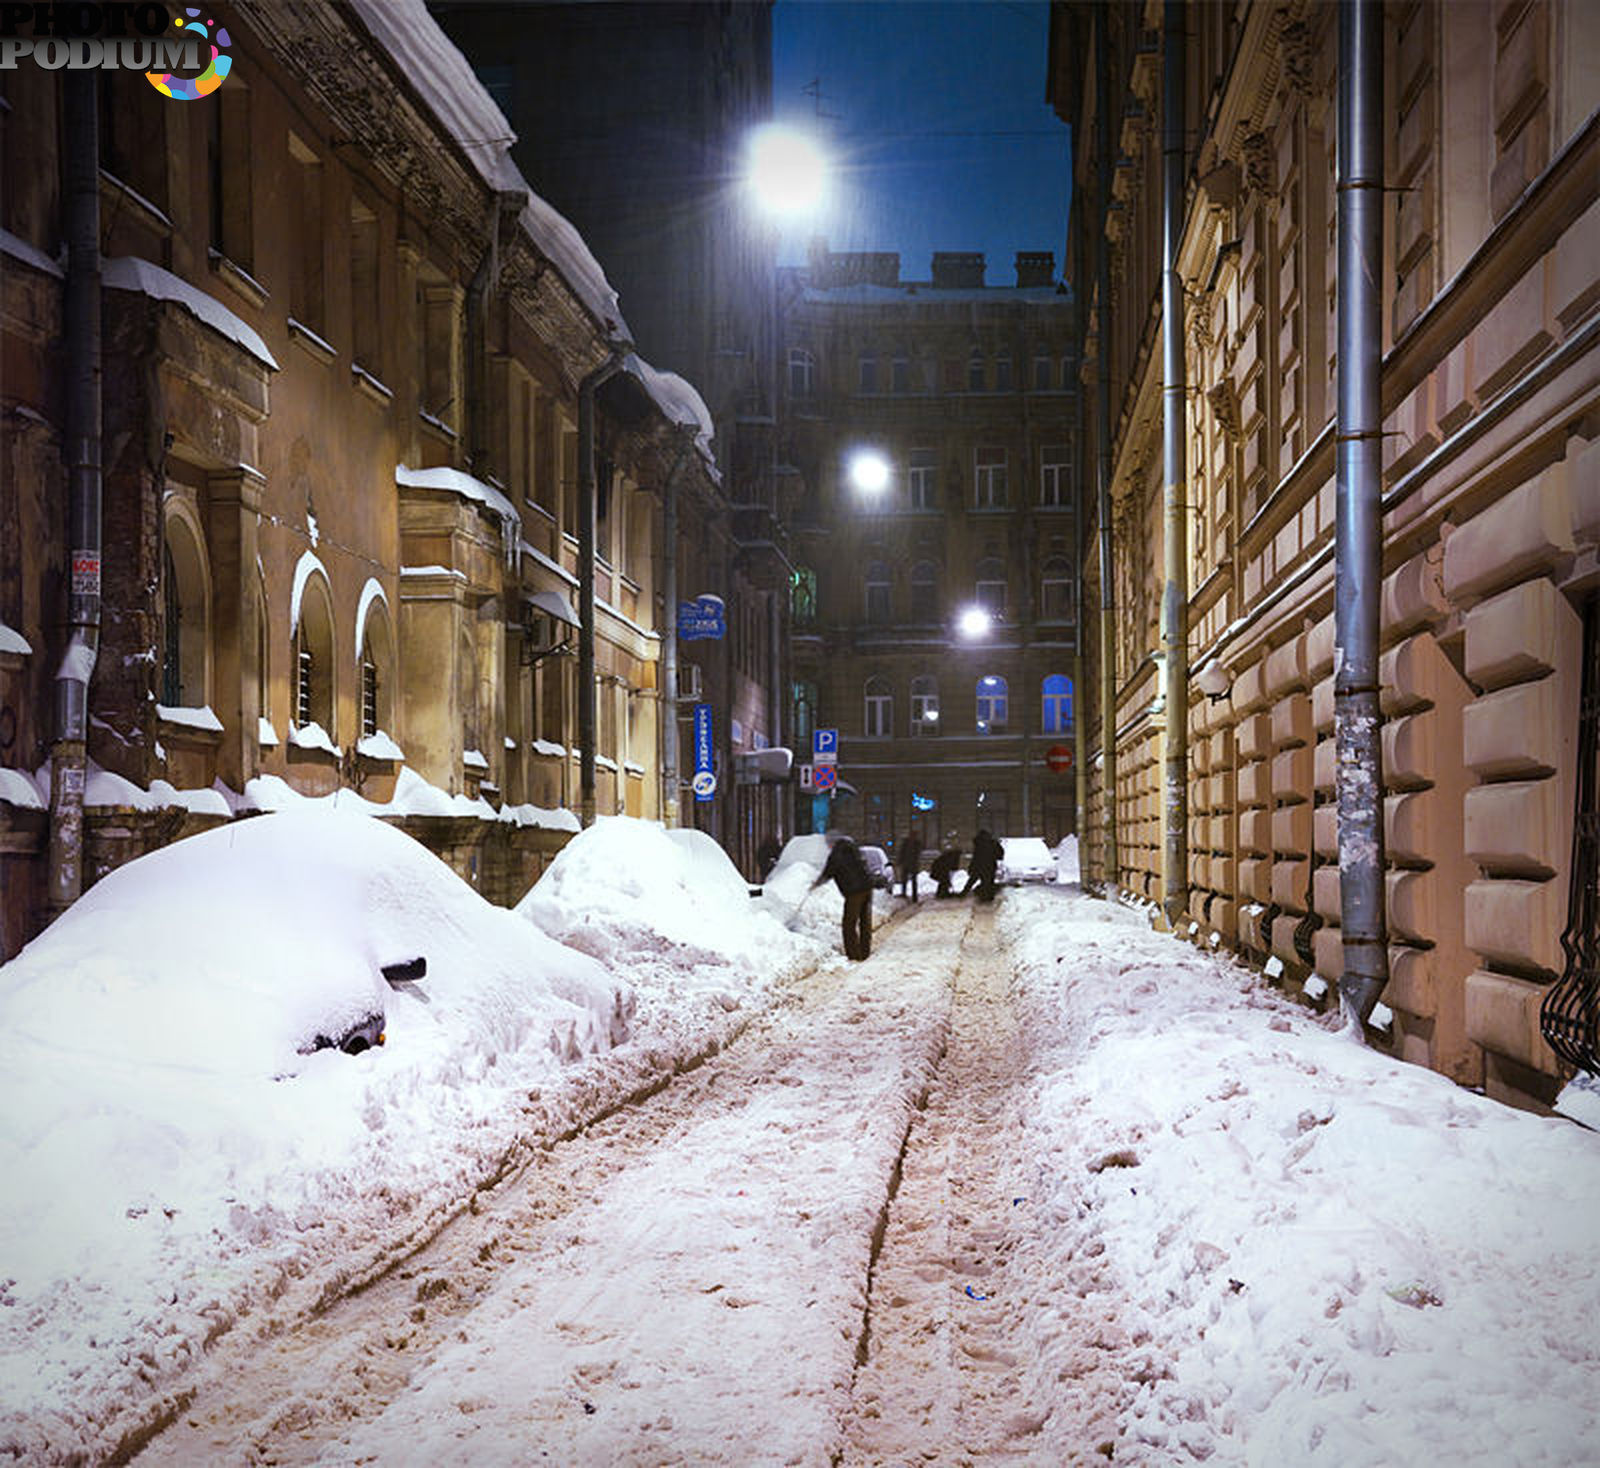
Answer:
[1045, 744, 1074, 774]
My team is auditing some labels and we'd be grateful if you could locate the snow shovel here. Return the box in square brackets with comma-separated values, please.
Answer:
[784, 885, 818, 930]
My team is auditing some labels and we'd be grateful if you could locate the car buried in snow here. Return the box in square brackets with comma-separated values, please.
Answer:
[996, 836, 1055, 885]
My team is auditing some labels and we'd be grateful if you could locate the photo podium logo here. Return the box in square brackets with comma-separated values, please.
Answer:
[0, 4, 233, 99]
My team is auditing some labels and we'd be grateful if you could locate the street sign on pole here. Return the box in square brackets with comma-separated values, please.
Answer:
[692, 703, 716, 801]
[812, 763, 838, 793]
[1046, 743, 1074, 774]
[813, 727, 838, 764]
[798, 763, 815, 792]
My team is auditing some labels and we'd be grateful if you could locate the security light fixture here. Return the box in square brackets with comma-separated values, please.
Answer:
[747, 125, 827, 216]
[1196, 660, 1233, 702]
[957, 606, 992, 639]
[848, 449, 890, 496]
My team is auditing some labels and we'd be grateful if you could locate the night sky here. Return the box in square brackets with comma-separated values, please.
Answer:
[771, 0, 1073, 285]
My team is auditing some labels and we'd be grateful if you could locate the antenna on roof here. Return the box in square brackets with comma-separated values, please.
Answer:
[800, 77, 840, 121]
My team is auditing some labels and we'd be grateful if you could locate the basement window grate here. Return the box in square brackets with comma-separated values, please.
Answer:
[1541, 594, 1600, 1077]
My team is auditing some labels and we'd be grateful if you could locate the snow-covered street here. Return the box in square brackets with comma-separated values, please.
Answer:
[2, 815, 1598, 1465]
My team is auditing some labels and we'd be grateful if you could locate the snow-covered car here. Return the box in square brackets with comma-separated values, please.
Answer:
[997, 836, 1055, 884]
[860, 844, 892, 888]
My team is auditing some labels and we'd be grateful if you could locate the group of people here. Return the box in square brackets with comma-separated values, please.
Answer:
[810, 827, 1005, 961]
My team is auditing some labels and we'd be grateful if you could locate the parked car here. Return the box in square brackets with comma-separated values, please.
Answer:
[860, 844, 892, 889]
[997, 836, 1055, 885]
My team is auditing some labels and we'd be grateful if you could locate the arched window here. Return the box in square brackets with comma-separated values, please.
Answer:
[355, 579, 395, 742]
[910, 674, 939, 734]
[865, 560, 892, 623]
[976, 674, 1008, 734]
[967, 347, 986, 392]
[160, 510, 210, 708]
[864, 675, 892, 737]
[975, 558, 1007, 616]
[791, 565, 817, 627]
[1040, 556, 1073, 620]
[293, 569, 335, 738]
[255, 572, 271, 738]
[1042, 673, 1073, 734]
[788, 347, 816, 397]
[910, 560, 939, 623]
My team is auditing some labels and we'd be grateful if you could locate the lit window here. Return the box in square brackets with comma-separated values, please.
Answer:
[911, 674, 939, 734]
[1042, 673, 1073, 733]
[976, 675, 1008, 734]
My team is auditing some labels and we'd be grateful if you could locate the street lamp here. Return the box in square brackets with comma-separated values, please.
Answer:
[848, 449, 890, 497]
[746, 124, 828, 217]
[957, 605, 992, 639]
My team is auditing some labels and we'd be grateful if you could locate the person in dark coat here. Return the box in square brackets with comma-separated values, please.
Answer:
[812, 830, 874, 959]
[895, 831, 924, 901]
[961, 828, 1003, 902]
[929, 844, 963, 898]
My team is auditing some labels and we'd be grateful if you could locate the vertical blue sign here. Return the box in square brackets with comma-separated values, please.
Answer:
[692, 702, 716, 802]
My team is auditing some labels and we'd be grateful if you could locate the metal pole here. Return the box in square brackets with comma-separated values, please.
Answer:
[660, 429, 693, 829]
[47, 71, 102, 917]
[578, 349, 627, 827]
[1335, 0, 1389, 1025]
[1095, 10, 1119, 896]
[1161, 0, 1189, 927]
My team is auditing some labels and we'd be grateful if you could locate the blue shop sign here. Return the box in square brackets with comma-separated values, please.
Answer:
[678, 594, 726, 642]
[692, 702, 717, 801]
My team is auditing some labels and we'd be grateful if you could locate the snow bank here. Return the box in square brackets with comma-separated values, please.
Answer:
[0, 809, 626, 1461]
[995, 889, 1600, 1465]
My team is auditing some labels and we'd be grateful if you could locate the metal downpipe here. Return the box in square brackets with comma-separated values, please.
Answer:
[1095, 9, 1119, 896]
[577, 349, 627, 828]
[47, 71, 102, 917]
[1161, 0, 1190, 928]
[1073, 266, 1090, 854]
[1334, 0, 1389, 1026]
[660, 428, 694, 829]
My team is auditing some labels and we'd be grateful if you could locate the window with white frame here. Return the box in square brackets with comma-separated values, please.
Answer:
[1040, 556, 1073, 620]
[858, 355, 878, 393]
[910, 674, 939, 733]
[908, 448, 938, 509]
[1040, 446, 1071, 506]
[864, 675, 892, 737]
[910, 560, 939, 622]
[973, 447, 1007, 507]
[788, 347, 816, 397]
[975, 557, 1007, 616]
[865, 560, 892, 623]
[975, 674, 1008, 734]
[1042, 673, 1073, 734]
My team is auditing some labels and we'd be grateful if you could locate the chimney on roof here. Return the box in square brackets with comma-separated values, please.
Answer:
[931, 252, 985, 289]
[1015, 251, 1055, 287]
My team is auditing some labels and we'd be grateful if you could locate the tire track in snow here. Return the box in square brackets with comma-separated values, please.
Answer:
[132, 904, 964, 1466]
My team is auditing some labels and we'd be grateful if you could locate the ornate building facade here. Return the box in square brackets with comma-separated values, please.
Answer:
[0, 0, 721, 956]
[1053, 0, 1599, 1110]
[781, 244, 1080, 853]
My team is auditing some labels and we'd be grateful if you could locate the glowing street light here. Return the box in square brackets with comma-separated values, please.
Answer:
[848, 449, 891, 496]
[747, 124, 827, 217]
[957, 605, 992, 639]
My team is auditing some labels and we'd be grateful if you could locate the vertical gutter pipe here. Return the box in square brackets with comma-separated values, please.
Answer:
[47, 72, 102, 916]
[1095, 9, 1119, 894]
[578, 348, 628, 827]
[1161, 0, 1190, 926]
[1334, 0, 1389, 1024]
[660, 426, 695, 829]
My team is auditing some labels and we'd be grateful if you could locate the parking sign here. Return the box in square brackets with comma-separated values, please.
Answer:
[813, 727, 838, 764]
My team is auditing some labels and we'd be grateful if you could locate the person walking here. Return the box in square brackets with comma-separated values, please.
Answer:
[961, 828, 1003, 903]
[895, 831, 924, 901]
[929, 844, 963, 898]
[812, 830, 874, 959]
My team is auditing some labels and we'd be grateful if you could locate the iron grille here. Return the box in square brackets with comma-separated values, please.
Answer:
[1541, 594, 1600, 1076]
[296, 647, 313, 726]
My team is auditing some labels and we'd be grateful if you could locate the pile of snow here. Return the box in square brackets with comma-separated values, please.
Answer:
[995, 889, 1600, 1464]
[0, 809, 626, 1461]
[1053, 831, 1080, 883]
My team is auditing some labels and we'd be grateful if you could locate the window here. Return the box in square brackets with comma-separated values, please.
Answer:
[891, 353, 910, 393]
[994, 354, 1013, 392]
[911, 674, 939, 733]
[1040, 556, 1073, 621]
[287, 131, 325, 336]
[161, 512, 210, 708]
[357, 588, 395, 742]
[975, 675, 1008, 734]
[207, 86, 252, 270]
[975, 558, 1007, 615]
[967, 348, 986, 392]
[792, 679, 817, 750]
[864, 675, 892, 737]
[1042, 673, 1073, 734]
[1033, 352, 1053, 391]
[788, 347, 816, 397]
[865, 560, 892, 623]
[910, 560, 939, 622]
[858, 355, 878, 393]
[418, 264, 459, 429]
[908, 449, 938, 510]
[350, 192, 380, 373]
[1040, 446, 1071, 506]
[293, 571, 335, 738]
[974, 447, 1007, 507]
[791, 565, 817, 627]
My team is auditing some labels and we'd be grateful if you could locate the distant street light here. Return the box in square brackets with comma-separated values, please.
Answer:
[848, 449, 890, 496]
[747, 124, 828, 217]
[957, 606, 992, 639]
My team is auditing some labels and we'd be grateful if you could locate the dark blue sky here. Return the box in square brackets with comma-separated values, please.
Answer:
[771, 0, 1073, 285]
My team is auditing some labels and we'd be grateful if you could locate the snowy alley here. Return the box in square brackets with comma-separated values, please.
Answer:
[1, 813, 1597, 1465]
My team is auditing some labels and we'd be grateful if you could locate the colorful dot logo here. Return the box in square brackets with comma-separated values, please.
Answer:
[146, 8, 231, 101]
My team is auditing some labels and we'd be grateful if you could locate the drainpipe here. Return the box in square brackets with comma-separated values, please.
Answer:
[1095, 10, 1119, 895]
[1161, 0, 1189, 927]
[1335, 0, 1389, 1025]
[1073, 293, 1089, 852]
[464, 232, 493, 477]
[660, 426, 695, 829]
[578, 347, 628, 827]
[47, 71, 102, 917]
